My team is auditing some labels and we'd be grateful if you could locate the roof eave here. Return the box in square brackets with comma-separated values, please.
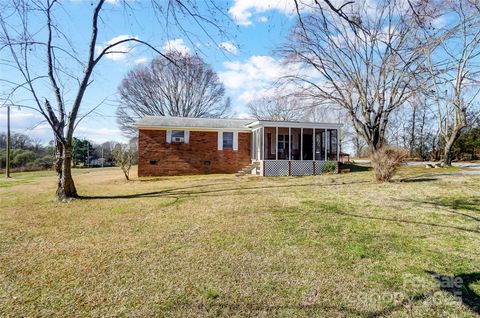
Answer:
[135, 125, 252, 132]
[247, 121, 343, 129]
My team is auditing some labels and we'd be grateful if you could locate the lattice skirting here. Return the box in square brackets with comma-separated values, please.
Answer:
[264, 160, 289, 176]
[261, 160, 338, 176]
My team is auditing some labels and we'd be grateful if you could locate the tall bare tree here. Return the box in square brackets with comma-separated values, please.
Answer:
[116, 52, 231, 137]
[423, 1, 480, 165]
[0, 0, 227, 200]
[283, 0, 432, 154]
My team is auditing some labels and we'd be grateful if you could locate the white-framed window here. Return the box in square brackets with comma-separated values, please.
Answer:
[166, 130, 189, 143]
[223, 132, 234, 149]
[171, 130, 185, 142]
[218, 131, 238, 151]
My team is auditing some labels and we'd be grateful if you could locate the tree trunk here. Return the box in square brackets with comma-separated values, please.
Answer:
[443, 142, 454, 166]
[55, 141, 78, 201]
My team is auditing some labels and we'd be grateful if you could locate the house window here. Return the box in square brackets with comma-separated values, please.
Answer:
[223, 132, 233, 149]
[171, 130, 185, 142]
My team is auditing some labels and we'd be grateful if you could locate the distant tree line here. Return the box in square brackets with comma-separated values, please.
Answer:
[0, 133, 54, 171]
[0, 133, 136, 171]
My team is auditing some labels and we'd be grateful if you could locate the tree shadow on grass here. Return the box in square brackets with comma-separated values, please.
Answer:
[400, 198, 480, 222]
[326, 210, 480, 234]
[340, 163, 371, 172]
[399, 177, 438, 183]
[79, 180, 371, 200]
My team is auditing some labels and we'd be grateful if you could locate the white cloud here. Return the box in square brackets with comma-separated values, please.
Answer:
[235, 112, 255, 119]
[258, 16, 268, 23]
[134, 57, 148, 65]
[219, 41, 239, 55]
[228, 0, 380, 26]
[229, 0, 313, 26]
[219, 54, 320, 104]
[95, 34, 138, 61]
[229, 0, 291, 26]
[219, 55, 287, 102]
[74, 126, 126, 143]
[0, 107, 44, 127]
[161, 39, 190, 55]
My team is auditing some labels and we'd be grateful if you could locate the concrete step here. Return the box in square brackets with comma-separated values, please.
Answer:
[235, 162, 260, 177]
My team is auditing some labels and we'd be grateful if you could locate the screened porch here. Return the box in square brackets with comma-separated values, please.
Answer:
[248, 121, 342, 176]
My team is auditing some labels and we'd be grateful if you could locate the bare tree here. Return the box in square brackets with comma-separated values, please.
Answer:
[423, 1, 480, 165]
[113, 143, 133, 181]
[116, 52, 230, 137]
[0, 0, 228, 200]
[247, 95, 309, 121]
[283, 0, 432, 154]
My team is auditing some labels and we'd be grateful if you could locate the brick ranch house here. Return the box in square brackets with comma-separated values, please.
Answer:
[136, 116, 341, 177]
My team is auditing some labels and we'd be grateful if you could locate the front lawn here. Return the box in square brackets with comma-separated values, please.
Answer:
[0, 167, 479, 317]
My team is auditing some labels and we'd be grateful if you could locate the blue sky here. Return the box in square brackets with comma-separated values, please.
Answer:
[1, 0, 302, 144]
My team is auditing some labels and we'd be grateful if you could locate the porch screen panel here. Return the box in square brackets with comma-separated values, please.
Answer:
[328, 129, 338, 160]
[315, 129, 323, 160]
[264, 127, 277, 160]
[291, 128, 301, 160]
[302, 128, 313, 160]
[277, 127, 290, 160]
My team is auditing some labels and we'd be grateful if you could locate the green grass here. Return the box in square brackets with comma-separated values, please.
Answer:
[0, 170, 55, 188]
[0, 167, 479, 317]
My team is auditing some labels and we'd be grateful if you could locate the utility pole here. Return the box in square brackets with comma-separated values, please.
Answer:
[87, 142, 89, 168]
[5, 104, 11, 178]
[101, 145, 104, 168]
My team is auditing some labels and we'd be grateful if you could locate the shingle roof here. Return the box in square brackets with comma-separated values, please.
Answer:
[135, 116, 254, 130]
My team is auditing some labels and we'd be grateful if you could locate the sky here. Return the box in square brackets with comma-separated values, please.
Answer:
[0, 0, 304, 144]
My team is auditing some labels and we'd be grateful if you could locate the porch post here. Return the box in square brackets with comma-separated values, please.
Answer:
[313, 128, 316, 161]
[261, 127, 265, 160]
[275, 126, 278, 160]
[300, 128, 303, 160]
[337, 128, 340, 161]
[288, 127, 291, 161]
[324, 129, 328, 161]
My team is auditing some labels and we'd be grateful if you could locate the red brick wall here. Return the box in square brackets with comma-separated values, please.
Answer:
[138, 129, 251, 176]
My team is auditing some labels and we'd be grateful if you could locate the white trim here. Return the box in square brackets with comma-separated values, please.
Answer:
[138, 126, 251, 133]
[275, 127, 278, 160]
[247, 121, 342, 130]
[166, 130, 172, 143]
[233, 131, 238, 151]
[261, 127, 265, 160]
[217, 132, 223, 150]
[313, 128, 315, 161]
[325, 129, 329, 160]
[184, 130, 190, 143]
[300, 127, 303, 160]
[288, 127, 291, 161]
[337, 129, 340, 161]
